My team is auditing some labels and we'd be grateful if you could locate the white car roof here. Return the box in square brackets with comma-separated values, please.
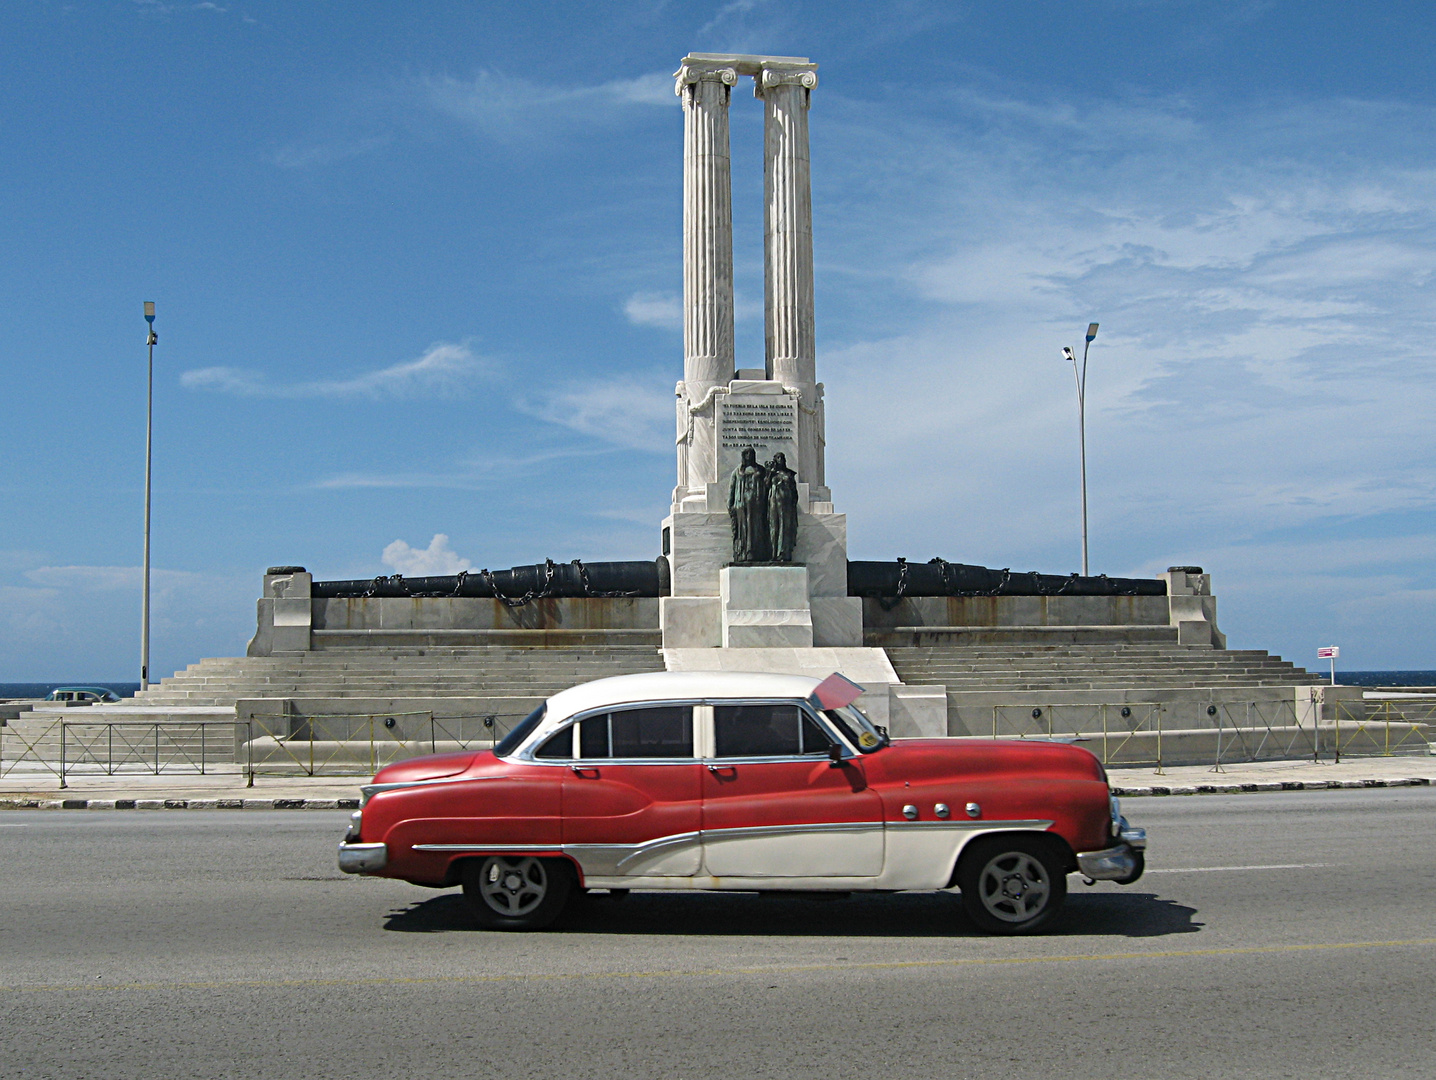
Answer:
[542, 670, 822, 726]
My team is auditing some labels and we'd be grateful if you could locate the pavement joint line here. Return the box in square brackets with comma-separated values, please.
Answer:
[4, 937, 1434, 995]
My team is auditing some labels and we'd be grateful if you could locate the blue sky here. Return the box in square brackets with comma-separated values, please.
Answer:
[3, 0, 1435, 679]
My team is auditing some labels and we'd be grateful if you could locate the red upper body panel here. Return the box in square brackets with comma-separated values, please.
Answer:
[361, 735, 1115, 885]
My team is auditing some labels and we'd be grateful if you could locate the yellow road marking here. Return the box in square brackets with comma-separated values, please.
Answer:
[3, 937, 1435, 995]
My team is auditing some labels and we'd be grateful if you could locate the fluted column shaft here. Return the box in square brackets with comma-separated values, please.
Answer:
[675, 61, 737, 499]
[758, 63, 825, 495]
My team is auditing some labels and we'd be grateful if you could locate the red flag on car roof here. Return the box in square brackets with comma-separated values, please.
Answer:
[809, 672, 865, 711]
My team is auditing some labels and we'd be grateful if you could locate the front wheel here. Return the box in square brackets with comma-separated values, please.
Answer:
[958, 836, 1066, 935]
[461, 856, 573, 930]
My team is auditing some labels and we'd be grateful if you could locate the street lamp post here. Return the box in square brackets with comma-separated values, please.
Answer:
[1062, 322, 1099, 577]
[141, 301, 156, 689]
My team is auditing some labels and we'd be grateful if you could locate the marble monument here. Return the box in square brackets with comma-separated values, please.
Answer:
[660, 53, 863, 657]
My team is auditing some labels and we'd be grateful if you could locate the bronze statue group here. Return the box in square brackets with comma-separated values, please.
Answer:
[727, 448, 800, 564]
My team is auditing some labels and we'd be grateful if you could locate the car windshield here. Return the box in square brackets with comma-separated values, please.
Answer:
[494, 703, 546, 757]
[823, 704, 888, 752]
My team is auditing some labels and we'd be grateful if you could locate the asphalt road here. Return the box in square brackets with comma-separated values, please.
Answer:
[2, 790, 1433, 1080]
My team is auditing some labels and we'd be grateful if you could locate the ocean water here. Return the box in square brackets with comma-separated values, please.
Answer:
[1331, 671, 1436, 688]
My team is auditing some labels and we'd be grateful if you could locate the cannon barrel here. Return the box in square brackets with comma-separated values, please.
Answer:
[310, 557, 1162, 601]
[846, 559, 1165, 598]
[311, 559, 666, 600]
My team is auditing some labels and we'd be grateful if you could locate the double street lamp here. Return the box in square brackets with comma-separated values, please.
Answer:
[141, 301, 157, 689]
[1061, 322, 1099, 577]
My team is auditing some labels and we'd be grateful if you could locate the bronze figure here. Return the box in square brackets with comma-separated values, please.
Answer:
[727, 447, 770, 563]
[766, 451, 799, 563]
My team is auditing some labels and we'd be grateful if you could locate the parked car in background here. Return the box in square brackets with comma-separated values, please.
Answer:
[44, 686, 122, 703]
[339, 671, 1146, 933]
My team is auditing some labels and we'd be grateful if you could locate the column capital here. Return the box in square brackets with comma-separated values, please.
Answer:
[675, 59, 739, 96]
[755, 62, 818, 96]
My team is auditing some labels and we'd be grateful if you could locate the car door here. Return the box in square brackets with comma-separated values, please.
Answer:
[700, 701, 884, 878]
[540, 703, 703, 878]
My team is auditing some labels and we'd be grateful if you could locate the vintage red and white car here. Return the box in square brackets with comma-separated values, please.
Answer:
[338, 670, 1146, 933]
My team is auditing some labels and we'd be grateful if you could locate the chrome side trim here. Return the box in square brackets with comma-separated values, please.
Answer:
[361, 774, 503, 803]
[611, 831, 702, 872]
[337, 842, 388, 874]
[887, 819, 1052, 831]
[703, 821, 881, 842]
[412, 843, 564, 853]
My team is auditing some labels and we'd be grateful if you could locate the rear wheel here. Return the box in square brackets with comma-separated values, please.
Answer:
[958, 836, 1066, 935]
[461, 856, 573, 930]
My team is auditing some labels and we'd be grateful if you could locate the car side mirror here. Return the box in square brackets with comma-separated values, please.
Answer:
[828, 743, 845, 767]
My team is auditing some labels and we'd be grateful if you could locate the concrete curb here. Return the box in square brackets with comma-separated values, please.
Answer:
[1112, 777, 1432, 796]
[0, 797, 360, 811]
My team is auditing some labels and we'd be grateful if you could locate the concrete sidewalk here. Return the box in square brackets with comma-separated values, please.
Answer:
[1107, 754, 1436, 796]
[0, 753, 1432, 808]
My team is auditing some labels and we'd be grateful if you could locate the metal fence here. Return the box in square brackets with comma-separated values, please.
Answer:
[0, 719, 246, 788]
[0, 712, 528, 788]
[991, 694, 1433, 771]
[240, 711, 522, 777]
[992, 702, 1166, 768]
[1332, 698, 1436, 761]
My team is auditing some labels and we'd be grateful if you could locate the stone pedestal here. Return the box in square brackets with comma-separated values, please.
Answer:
[249, 567, 313, 655]
[1161, 568, 1227, 648]
[721, 565, 812, 648]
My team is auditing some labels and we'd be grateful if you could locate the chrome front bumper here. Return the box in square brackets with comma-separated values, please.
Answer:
[1077, 821, 1147, 883]
[338, 842, 388, 874]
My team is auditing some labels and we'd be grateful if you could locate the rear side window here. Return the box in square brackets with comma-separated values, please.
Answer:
[577, 705, 693, 759]
[714, 704, 832, 758]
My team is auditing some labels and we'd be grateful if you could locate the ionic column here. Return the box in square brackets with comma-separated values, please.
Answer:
[757, 61, 826, 497]
[675, 59, 737, 502]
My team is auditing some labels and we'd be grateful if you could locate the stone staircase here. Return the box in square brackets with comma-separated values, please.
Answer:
[885, 643, 1340, 764]
[131, 645, 669, 713]
[885, 643, 1325, 692]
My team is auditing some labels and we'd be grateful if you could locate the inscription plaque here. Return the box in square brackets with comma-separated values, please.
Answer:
[716, 393, 799, 482]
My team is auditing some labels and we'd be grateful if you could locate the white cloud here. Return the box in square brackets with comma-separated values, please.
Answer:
[269, 134, 390, 170]
[624, 292, 682, 330]
[180, 341, 485, 399]
[623, 290, 761, 330]
[381, 534, 472, 576]
[423, 69, 672, 143]
[1, 565, 255, 679]
[519, 377, 674, 453]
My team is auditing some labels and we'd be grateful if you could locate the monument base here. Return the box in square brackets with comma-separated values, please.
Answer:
[660, 645, 948, 737]
[720, 565, 812, 648]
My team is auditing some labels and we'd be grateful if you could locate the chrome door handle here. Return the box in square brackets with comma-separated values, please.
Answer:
[706, 764, 736, 776]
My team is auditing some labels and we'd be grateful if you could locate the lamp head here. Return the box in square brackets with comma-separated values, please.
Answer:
[1086, 322, 1099, 343]
[144, 301, 155, 325]
[1061, 346, 1076, 362]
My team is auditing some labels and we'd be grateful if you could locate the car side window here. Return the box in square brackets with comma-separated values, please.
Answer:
[713, 704, 832, 758]
[577, 705, 693, 759]
[534, 726, 574, 759]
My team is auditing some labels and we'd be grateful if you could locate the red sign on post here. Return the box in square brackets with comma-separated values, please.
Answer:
[1317, 646, 1339, 659]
